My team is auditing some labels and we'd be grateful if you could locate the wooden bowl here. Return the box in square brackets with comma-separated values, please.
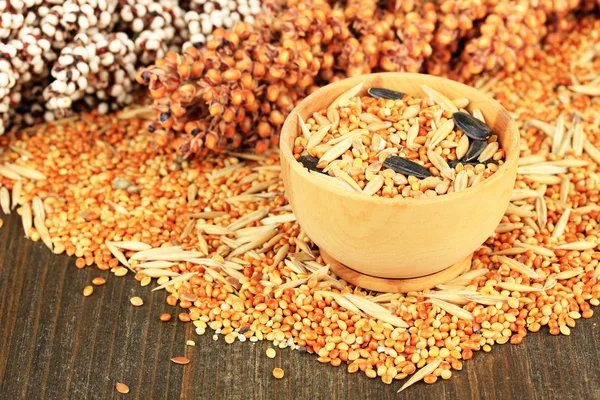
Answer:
[280, 73, 519, 279]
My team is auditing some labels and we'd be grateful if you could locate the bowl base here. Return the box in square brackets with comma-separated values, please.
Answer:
[322, 251, 473, 293]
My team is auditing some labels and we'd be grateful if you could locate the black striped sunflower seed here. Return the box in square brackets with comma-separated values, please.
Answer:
[383, 156, 432, 179]
[453, 111, 492, 140]
[463, 139, 488, 162]
[367, 87, 405, 100]
[298, 155, 324, 173]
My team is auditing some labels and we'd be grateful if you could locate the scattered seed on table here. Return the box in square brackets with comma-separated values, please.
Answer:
[186, 340, 196, 346]
[115, 383, 130, 394]
[83, 286, 94, 297]
[266, 348, 276, 358]
[171, 357, 190, 365]
[273, 368, 285, 379]
[92, 277, 106, 286]
[130, 297, 143, 307]
[160, 314, 171, 322]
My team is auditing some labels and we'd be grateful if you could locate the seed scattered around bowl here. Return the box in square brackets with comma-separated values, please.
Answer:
[92, 277, 106, 286]
[171, 356, 190, 365]
[266, 348, 276, 358]
[83, 286, 94, 297]
[116, 383, 130, 394]
[130, 297, 144, 307]
[273, 367, 284, 379]
[160, 314, 171, 322]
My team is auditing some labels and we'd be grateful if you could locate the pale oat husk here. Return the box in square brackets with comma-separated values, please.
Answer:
[523, 175, 562, 185]
[187, 183, 198, 204]
[143, 250, 207, 262]
[572, 119, 584, 156]
[369, 134, 385, 152]
[106, 200, 128, 215]
[430, 119, 455, 148]
[309, 171, 354, 192]
[196, 224, 234, 235]
[272, 244, 289, 268]
[551, 114, 565, 155]
[181, 218, 196, 240]
[150, 272, 197, 291]
[454, 170, 468, 192]
[428, 298, 474, 321]
[0, 165, 22, 180]
[196, 232, 209, 255]
[186, 211, 228, 219]
[495, 223, 523, 233]
[298, 114, 311, 139]
[21, 203, 32, 238]
[574, 205, 600, 214]
[224, 152, 266, 162]
[472, 108, 485, 123]
[427, 150, 455, 180]
[277, 278, 308, 291]
[554, 268, 585, 280]
[544, 159, 589, 167]
[397, 359, 442, 393]
[517, 165, 568, 175]
[583, 138, 600, 164]
[489, 247, 528, 256]
[0, 187, 10, 214]
[496, 282, 544, 292]
[403, 104, 421, 119]
[329, 83, 364, 110]
[569, 85, 600, 95]
[496, 256, 540, 279]
[406, 122, 420, 151]
[456, 135, 469, 160]
[106, 241, 132, 270]
[523, 217, 540, 233]
[208, 163, 244, 181]
[306, 124, 332, 149]
[363, 175, 384, 196]
[524, 119, 555, 137]
[560, 177, 570, 204]
[110, 241, 153, 251]
[447, 268, 489, 285]
[135, 261, 177, 269]
[34, 216, 52, 251]
[470, 172, 484, 187]
[506, 203, 534, 218]
[5, 164, 46, 180]
[518, 154, 547, 166]
[327, 108, 340, 127]
[318, 137, 355, 167]
[551, 208, 571, 240]
[8, 145, 34, 159]
[261, 213, 296, 225]
[423, 292, 471, 305]
[244, 179, 279, 195]
[478, 142, 499, 162]
[332, 167, 363, 193]
[229, 228, 278, 258]
[315, 291, 361, 315]
[554, 241, 597, 250]
[421, 85, 458, 113]
[307, 265, 330, 288]
[359, 113, 382, 124]
[32, 196, 44, 221]
[371, 293, 402, 303]
[129, 246, 183, 260]
[313, 112, 330, 126]
[511, 189, 539, 201]
[367, 121, 392, 132]
[285, 258, 307, 274]
[452, 98, 469, 109]
[227, 209, 269, 231]
[515, 241, 555, 257]
[536, 195, 547, 229]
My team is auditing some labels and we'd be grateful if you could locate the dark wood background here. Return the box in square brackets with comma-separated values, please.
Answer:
[1, 213, 599, 400]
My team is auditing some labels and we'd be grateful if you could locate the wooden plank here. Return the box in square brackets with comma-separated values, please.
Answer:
[0, 212, 599, 399]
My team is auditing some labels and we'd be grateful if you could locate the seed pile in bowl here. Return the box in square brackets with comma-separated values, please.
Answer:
[293, 85, 506, 198]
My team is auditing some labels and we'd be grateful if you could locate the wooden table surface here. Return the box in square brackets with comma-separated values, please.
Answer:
[1, 213, 599, 400]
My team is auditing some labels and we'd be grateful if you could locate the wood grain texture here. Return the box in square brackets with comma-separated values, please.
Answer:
[1, 212, 600, 400]
[280, 73, 519, 279]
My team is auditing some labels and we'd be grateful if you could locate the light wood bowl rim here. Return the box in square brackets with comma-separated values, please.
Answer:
[280, 72, 520, 205]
